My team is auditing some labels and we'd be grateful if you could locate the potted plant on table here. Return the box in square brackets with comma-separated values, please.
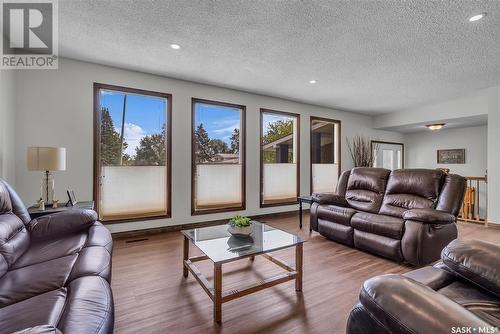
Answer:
[227, 215, 253, 237]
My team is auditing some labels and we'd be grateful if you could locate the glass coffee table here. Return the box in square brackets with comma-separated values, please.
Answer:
[181, 221, 304, 324]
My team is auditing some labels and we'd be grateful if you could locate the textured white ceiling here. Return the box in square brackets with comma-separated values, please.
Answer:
[59, 1, 500, 114]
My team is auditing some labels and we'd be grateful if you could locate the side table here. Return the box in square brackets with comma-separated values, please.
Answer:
[28, 201, 95, 219]
[297, 195, 313, 232]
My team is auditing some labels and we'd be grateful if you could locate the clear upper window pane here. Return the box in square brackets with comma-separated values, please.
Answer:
[262, 113, 296, 164]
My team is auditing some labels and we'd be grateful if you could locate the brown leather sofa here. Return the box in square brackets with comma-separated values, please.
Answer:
[347, 238, 500, 333]
[0, 179, 114, 333]
[310, 168, 466, 265]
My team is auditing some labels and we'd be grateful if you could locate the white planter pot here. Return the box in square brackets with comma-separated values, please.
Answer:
[227, 224, 253, 237]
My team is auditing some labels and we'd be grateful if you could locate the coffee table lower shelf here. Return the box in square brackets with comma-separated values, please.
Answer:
[183, 236, 303, 324]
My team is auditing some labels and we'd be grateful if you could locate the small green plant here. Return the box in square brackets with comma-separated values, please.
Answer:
[228, 215, 252, 227]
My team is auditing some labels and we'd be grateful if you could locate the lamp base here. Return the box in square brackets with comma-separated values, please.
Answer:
[40, 171, 54, 204]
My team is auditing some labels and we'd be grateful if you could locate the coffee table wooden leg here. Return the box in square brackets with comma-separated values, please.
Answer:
[295, 243, 303, 292]
[183, 236, 189, 278]
[214, 263, 222, 324]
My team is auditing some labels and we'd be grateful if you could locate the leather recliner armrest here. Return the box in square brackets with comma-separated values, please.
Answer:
[442, 239, 500, 298]
[402, 208, 455, 224]
[28, 209, 98, 239]
[311, 192, 348, 207]
[359, 274, 491, 334]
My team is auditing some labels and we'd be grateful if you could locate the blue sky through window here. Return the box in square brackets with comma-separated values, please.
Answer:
[100, 90, 166, 156]
[194, 103, 241, 144]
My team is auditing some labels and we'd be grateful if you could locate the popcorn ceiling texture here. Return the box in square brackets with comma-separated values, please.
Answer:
[60, 0, 500, 114]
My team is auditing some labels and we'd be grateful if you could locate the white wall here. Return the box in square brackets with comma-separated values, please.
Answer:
[0, 71, 16, 184]
[487, 86, 500, 225]
[406, 126, 487, 177]
[374, 90, 489, 129]
[14, 58, 403, 233]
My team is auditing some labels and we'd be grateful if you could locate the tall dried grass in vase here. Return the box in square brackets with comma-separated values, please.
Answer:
[347, 136, 378, 167]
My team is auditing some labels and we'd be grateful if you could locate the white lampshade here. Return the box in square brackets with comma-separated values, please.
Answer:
[27, 147, 66, 171]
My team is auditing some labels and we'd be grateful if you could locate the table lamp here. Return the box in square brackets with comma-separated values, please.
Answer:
[27, 147, 66, 204]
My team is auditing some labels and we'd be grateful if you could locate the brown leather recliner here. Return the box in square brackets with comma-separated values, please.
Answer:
[0, 179, 114, 333]
[310, 168, 466, 265]
[347, 239, 500, 333]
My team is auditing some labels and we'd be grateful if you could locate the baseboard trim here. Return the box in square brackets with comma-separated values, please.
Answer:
[112, 209, 309, 240]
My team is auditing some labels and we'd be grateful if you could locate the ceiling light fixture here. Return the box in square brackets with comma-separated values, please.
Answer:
[469, 13, 486, 22]
[170, 44, 181, 50]
[426, 123, 445, 130]
[309, 80, 317, 84]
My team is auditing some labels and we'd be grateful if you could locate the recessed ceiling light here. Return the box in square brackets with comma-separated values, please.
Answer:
[309, 80, 317, 84]
[469, 13, 486, 22]
[170, 44, 181, 50]
[426, 123, 445, 130]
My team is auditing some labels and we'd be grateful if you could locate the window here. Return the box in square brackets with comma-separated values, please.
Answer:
[260, 109, 300, 207]
[310, 117, 341, 193]
[94, 83, 171, 222]
[371, 140, 404, 171]
[192, 98, 246, 214]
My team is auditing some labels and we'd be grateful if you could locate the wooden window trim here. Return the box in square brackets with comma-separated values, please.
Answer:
[310, 116, 342, 194]
[191, 98, 247, 215]
[93, 83, 172, 224]
[260, 108, 300, 208]
[370, 140, 405, 168]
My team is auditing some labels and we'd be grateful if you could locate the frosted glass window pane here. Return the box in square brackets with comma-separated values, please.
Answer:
[263, 164, 297, 201]
[101, 166, 166, 217]
[195, 164, 242, 207]
[312, 163, 339, 193]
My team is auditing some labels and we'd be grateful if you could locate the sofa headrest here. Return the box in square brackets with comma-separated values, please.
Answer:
[345, 167, 391, 214]
[347, 168, 391, 194]
[385, 169, 444, 200]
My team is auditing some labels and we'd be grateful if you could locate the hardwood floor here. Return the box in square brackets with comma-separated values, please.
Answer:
[111, 214, 500, 334]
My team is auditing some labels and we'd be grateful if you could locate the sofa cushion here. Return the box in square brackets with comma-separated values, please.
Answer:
[403, 265, 455, 290]
[353, 230, 403, 261]
[351, 212, 405, 239]
[0, 255, 77, 307]
[11, 233, 87, 270]
[317, 218, 354, 245]
[345, 168, 391, 214]
[316, 204, 356, 226]
[442, 239, 500, 298]
[0, 288, 67, 333]
[379, 169, 444, 217]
